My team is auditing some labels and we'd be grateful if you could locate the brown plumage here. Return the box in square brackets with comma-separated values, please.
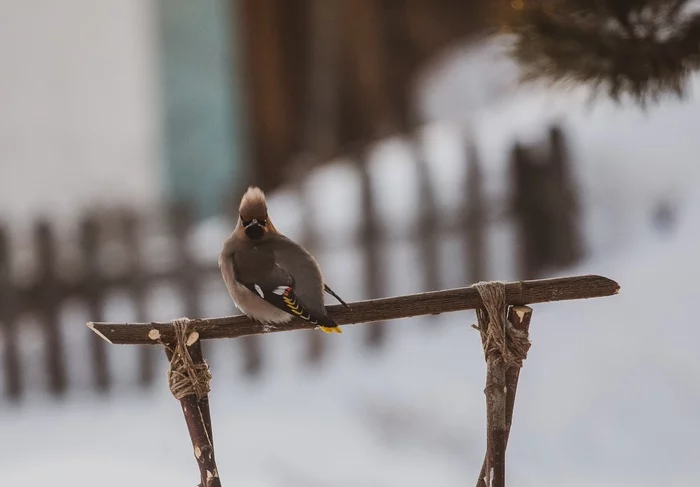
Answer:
[218, 186, 348, 333]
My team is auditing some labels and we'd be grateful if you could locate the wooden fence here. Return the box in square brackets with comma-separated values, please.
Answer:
[0, 124, 581, 402]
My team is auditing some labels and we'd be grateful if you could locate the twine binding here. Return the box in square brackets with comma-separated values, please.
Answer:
[166, 318, 212, 400]
[474, 281, 531, 367]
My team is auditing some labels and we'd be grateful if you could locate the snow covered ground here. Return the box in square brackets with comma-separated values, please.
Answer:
[3, 35, 700, 486]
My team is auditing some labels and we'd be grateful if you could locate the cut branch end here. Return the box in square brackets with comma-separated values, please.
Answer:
[86, 322, 113, 344]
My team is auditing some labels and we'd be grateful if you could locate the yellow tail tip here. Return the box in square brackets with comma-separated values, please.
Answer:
[319, 326, 343, 334]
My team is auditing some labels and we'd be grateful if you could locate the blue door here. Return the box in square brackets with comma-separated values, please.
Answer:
[158, 0, 245, 220]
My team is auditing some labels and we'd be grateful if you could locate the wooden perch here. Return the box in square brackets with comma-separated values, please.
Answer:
[472, 281, 533, 487]
[476, 305, 533, 487]
[164, 328, 221, 487]
[87, 275, 618, 345]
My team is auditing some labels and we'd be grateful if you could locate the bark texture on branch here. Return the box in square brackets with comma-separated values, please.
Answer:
[165, 337, 221, 487]
[87, 274, 619, 345]
[483, 354, 508, 487]
[473, 282, 526, 487]
[477, 305, 533, 487]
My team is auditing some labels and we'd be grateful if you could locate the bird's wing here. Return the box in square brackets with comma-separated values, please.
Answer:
[235, 255, 338, 330]
[269, 235, 351, 310]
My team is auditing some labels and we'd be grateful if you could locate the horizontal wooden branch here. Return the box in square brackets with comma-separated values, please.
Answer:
[87, 274, 619, 345]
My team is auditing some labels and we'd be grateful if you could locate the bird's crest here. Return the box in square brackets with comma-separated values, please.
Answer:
[239, 186, 268, 221]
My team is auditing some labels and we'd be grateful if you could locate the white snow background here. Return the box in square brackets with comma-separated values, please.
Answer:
[2, 37, 700, 486]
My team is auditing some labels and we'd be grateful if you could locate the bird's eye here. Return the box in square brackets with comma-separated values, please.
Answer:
[241, 219, 251, 227]
[259, 219, 267, 226]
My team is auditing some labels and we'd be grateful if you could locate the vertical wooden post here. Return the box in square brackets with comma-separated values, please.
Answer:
[0, 225, 21, 400]
[510, 142, 550, 279]
[482, 336, 508, 487]
[476, 305, 533, 487]
[234, 0, 308, 189]
[170, 203, 201, 319]
[302, 0, 341, 161]
[345, 0, 396, 138]
[474, 279, 532, 487]
[34, 219, 67, 396]
[238, 324, 263, 375]
[465, 141, 487, 283]
[412, 135, 441, 295]
[511, 128, 581, 280]
[503, 306, 533, 438]
[510, 142, 529, 279]
[165, 334, 221, 487]
[358, 151, 386, 348]
[237, 329, 263, 376]
[122, 211, 154, 387]
[546, 125, 582, 268]
[80, 214, 110, 392]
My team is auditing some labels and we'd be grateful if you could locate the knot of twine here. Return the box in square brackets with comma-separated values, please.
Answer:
[474, 281, 531, 368]
[166, 318, 212, 401]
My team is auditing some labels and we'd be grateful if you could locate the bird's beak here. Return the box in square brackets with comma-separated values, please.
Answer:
[244, 219, 265, 239]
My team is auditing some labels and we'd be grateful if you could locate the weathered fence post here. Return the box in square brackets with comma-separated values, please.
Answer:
[170, 204, 202, 320]
[412, 135, 441, 295]
[121, 210, 155, 387]
[465, 141, 487, 283]
[510, 142, 550, 279]
[0, 225, 21, 400]
[35, 219, 67, 396]
[358, 152, 387, 348]
[546, 125, 583, 268]
[80, 213, 110, 392]
[511, 126, 583, 280]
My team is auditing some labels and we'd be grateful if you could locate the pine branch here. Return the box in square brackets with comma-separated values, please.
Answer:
[507, 0, 700, 104]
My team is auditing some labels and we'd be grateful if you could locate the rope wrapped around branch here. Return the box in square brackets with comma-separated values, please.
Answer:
[166, 318, 212, 400]
[474, 281, 531, 367]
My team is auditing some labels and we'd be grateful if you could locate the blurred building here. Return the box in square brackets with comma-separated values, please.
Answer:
[0, 1, 162, 225]
[0, 0, 243, 226]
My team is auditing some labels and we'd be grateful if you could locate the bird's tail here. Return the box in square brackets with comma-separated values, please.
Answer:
[317, 315, 343, 334]
[319, 325, 343, 334]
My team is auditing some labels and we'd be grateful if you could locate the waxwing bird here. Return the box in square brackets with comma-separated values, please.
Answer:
[218, 186, 350, 333]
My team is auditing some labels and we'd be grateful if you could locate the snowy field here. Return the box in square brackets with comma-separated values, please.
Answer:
[3, 38, 700, 486]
